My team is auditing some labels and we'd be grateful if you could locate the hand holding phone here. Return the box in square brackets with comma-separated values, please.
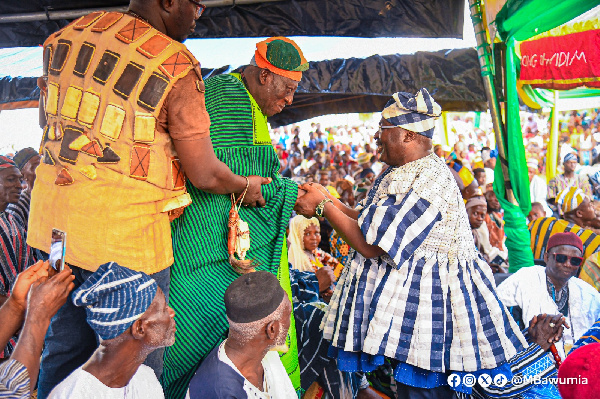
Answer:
[49, 229, 67, 271]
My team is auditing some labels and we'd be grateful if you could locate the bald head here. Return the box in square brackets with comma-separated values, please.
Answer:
[129, 0, 199, 43]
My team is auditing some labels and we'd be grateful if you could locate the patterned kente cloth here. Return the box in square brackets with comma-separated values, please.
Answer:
[321, 154, 526, 390]
[528, 217, 600, 264]
[162, 73, 299, 399]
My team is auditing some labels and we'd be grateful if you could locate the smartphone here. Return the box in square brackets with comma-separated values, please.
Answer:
[49, 229, 67, 271]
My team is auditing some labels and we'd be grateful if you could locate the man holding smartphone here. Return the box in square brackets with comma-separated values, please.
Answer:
[29, 0, 270, 397]
[0, 156, 38, 360]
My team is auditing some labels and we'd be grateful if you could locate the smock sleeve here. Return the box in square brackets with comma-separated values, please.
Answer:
[358, 188, 442, 268]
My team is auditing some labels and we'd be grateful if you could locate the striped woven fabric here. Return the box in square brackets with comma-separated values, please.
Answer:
[0, 359, 30, 398]
[556, 187, 586, 214]
[572, 318, 600, 352]
[321, 155, 524, 383]
[0, 191, 35, 298]
[162, 74, 299, 399]
[580, 253, 600, 291]
[470, 342, 560, 399]
[528, 217, 600, 263]
[290, 269, 362, 398]
[321, 154, 526, 377]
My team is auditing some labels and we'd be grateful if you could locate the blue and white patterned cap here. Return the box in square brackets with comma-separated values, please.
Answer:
[563, 153, 579, 163]
[381, 88, 442, 138]
[72, 262, 158, 340]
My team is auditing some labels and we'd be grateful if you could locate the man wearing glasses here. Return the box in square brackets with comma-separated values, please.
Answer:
[163, 36, 309, 399]
[294, 89, 527, 398]
[31, 0, 271, 397]
[498, 232, 600, 359]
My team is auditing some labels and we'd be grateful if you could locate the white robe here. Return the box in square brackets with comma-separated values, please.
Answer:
[529, 175, 553, 217]
[48, 364, 163, 399]
[497, 266, 600, 358]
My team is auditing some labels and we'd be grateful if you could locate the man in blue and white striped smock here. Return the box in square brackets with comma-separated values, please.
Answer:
[294, 88, 527, 398]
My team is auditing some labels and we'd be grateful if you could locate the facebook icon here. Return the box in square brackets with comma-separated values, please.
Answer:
[447, 373, 461, 388]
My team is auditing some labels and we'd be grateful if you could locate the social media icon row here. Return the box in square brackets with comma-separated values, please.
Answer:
[447, 373, 508, 388]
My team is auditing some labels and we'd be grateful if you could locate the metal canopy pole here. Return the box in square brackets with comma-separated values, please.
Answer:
[468, 0, 517, 205]
[0, 0, 283, 24]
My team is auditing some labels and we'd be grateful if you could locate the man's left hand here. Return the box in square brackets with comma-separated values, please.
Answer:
[294, 183, 327, 217]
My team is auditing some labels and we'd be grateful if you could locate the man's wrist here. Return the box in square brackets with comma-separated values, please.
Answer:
[24, 310, 53, 330]
[315, 198, 333, 217]
[233, 175, 249, 195]
[323, 200, 335, 216]
[5, 296, 27, 317]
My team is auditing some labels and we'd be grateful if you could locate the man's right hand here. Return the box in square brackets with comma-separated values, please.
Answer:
[27, 267, 75, 323]
[315, 266, 335, 293]
[241, 175, 272, 207]
[528, 313, 569, 351]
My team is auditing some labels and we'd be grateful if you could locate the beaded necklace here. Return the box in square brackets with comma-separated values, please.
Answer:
[546, 275, 575, 353]
[546, 275, 569, 316]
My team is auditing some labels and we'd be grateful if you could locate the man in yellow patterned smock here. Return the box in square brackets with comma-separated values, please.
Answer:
[29, 1, 270, 397]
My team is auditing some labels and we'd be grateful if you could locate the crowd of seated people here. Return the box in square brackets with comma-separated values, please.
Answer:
[4, 56, 600, 399]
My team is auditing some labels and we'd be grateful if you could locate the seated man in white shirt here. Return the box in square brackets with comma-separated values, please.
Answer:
[497, 232, 600, 359]
[49, 262, 176, 398]
[186, 271, 296, 399]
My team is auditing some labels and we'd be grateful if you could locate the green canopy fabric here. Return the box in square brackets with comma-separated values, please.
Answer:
[493, 39, 534, 272]
[491, 0, 600, 271]
[495, 0, 600, 42]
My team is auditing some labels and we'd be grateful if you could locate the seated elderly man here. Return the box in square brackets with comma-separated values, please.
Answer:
[529, 188, 600, 265]
[497, 232, 600, 359]
[48, 262, 175, 398]
[557, 187, 600, 233]
[528, 202, 547, 223]
[186, 271, 296, 399]
[551, 187, 600, 291]
[484, 189, 506, 252]
[467, 192, 508, 273]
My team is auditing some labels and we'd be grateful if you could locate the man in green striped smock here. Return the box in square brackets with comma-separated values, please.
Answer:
[162, 37, 309, 399]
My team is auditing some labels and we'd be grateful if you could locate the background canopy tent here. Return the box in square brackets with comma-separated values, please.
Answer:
[518, 5, 600, 91]
[0, 0, 477, 124]
[477, 0, 600, 272]
[515, 4, 600, 183]
[0, 0, 464, 48]
[0, 48, 487, 126]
